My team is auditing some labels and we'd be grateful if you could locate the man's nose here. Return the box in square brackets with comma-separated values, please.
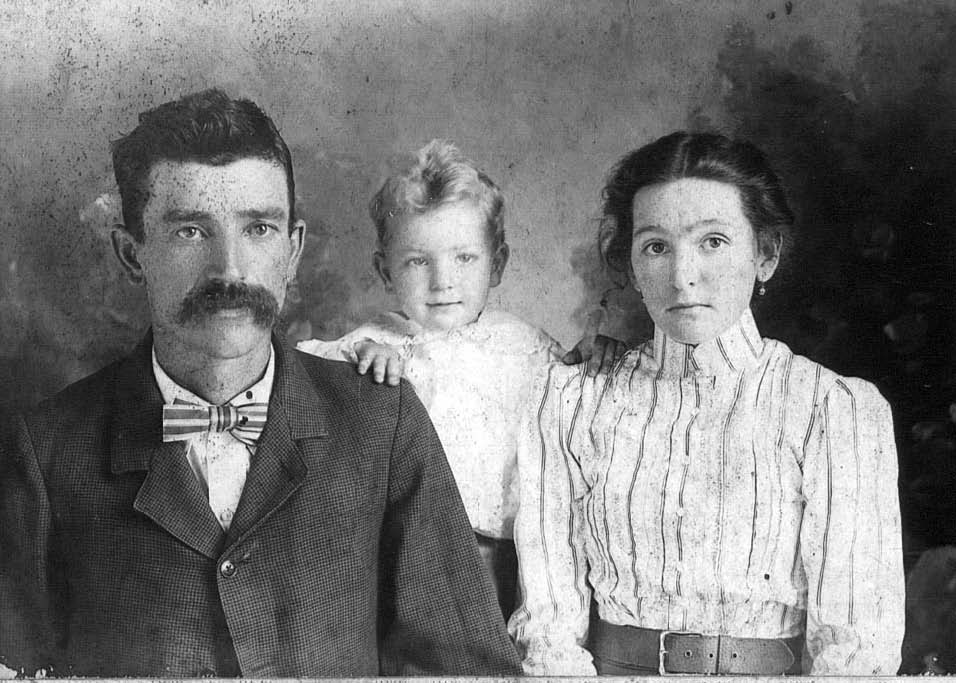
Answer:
[207, 234, 245, 281]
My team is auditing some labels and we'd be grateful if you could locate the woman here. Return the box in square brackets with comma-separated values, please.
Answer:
[508, 132, 905, 675]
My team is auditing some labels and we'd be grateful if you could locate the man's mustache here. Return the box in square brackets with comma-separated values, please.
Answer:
[176, 280, 281, 328]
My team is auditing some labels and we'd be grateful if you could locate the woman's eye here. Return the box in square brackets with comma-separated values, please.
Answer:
[642, 242, 667, 255]
[175, 226, 202, 240]
[704, 236, 727, 250]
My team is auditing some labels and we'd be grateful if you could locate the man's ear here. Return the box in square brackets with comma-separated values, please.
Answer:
[286, 219, 307, 281]
[110, 224, 145, 285]
[489, 243, 510, 288]
[373, 251, 394, 292]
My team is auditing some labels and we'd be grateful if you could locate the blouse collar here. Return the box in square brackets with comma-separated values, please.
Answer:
[379, 309, 486, 342]
[647, 308, 765, 377]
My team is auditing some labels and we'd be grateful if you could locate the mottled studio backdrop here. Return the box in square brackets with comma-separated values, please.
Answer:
[2, 0, 956, 558]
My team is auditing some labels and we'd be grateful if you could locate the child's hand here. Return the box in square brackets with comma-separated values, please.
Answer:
[562, 334, 628, 377]
[354, 340, 405, 386]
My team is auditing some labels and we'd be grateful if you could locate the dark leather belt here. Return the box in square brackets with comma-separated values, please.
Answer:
[588, 618, 803, 675]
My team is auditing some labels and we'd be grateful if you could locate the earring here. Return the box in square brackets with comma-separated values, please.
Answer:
[757, 281, 766, 297]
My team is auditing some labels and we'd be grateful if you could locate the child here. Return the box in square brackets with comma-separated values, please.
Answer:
[298, 140, 563, 617]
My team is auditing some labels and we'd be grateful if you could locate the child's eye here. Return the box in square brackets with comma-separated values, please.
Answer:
[456, 253, 478, 264]
[406, 257, 428, 267]
[641, 241, 668, 256]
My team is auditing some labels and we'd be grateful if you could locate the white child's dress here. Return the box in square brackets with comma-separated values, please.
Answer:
[297, 309, 563, 540]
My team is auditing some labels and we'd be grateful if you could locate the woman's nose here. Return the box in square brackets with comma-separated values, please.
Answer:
[671, 248, 700, 290]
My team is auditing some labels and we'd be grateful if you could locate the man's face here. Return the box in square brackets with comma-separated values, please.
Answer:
[117, 159, 304, 359]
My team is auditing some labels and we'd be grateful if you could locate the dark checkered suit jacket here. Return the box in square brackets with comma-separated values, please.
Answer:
[0, 334, 521, 676]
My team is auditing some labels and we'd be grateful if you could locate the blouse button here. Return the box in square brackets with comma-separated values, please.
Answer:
[245, 391, 253, 399]
[220, 559, 237, 578]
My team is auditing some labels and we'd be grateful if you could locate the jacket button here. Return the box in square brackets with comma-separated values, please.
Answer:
[220, 559, 236, 577]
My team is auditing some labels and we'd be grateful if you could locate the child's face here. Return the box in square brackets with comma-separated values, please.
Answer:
[376, 201, 505, 332]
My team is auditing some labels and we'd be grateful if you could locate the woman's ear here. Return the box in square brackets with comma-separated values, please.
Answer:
[489, 243, 510, 288]
[110, 225, 145, 285]
[756, 234, 782, 283]
[373, 251, 394, 292]
[620, 251, 641, 295]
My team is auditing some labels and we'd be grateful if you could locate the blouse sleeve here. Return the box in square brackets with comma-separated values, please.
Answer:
[517, 321, 565, 364]
[800, 377, 905, 674]
[297, 322, 407, 366]
[507, 364, 596, 676]
[296, 336, 360, 363]
[542, 332, 566, 363]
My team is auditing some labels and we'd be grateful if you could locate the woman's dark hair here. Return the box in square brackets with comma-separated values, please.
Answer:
[111, 88, 295, 241]
[600, 131, 794, 274]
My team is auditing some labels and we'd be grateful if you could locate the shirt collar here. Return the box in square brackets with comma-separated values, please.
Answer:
[648, 308, 765, 377]
[151, 345, 276, 406]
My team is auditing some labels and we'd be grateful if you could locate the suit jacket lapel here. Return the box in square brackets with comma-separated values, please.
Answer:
[109, 335, 225, 559]
[225, 336, 329, 546]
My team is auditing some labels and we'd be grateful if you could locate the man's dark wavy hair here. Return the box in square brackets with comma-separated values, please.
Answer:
[111, 88, 296, 240]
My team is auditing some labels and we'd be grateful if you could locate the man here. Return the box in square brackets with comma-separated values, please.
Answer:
[0, 89, 521, 677]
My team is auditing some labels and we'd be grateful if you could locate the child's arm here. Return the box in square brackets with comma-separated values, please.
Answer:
[559, 307, 628, 376]
[354, 340, 405, 386]
[561, 334, 628, 376]
[298, 323, 407, 386]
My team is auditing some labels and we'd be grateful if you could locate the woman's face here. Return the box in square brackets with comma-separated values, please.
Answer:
[629, 178, 778, 345]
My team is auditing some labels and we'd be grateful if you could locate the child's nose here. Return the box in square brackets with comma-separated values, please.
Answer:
[429, 260, 455, 290]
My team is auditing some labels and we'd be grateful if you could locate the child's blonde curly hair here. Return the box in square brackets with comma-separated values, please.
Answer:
[369, 139, 505, 252]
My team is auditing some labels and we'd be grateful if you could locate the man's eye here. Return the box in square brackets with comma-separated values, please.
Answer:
[175, 226, 202, 240]
[407, 257, 427, 267]
[248, 223, 275, 237]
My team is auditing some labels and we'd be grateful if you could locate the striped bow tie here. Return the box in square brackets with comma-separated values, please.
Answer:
[162, 400, 268, 447]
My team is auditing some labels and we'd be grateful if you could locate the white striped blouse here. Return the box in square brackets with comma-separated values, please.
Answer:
[508, 309, 905, 675]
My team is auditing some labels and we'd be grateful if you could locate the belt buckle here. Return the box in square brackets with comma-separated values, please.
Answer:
[658, 629, 703, 675]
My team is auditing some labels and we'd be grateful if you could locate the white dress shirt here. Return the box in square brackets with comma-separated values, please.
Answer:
[152, 347, 275, 531]
[508, 309, 905, 675]
[298, 309, 563, 539]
